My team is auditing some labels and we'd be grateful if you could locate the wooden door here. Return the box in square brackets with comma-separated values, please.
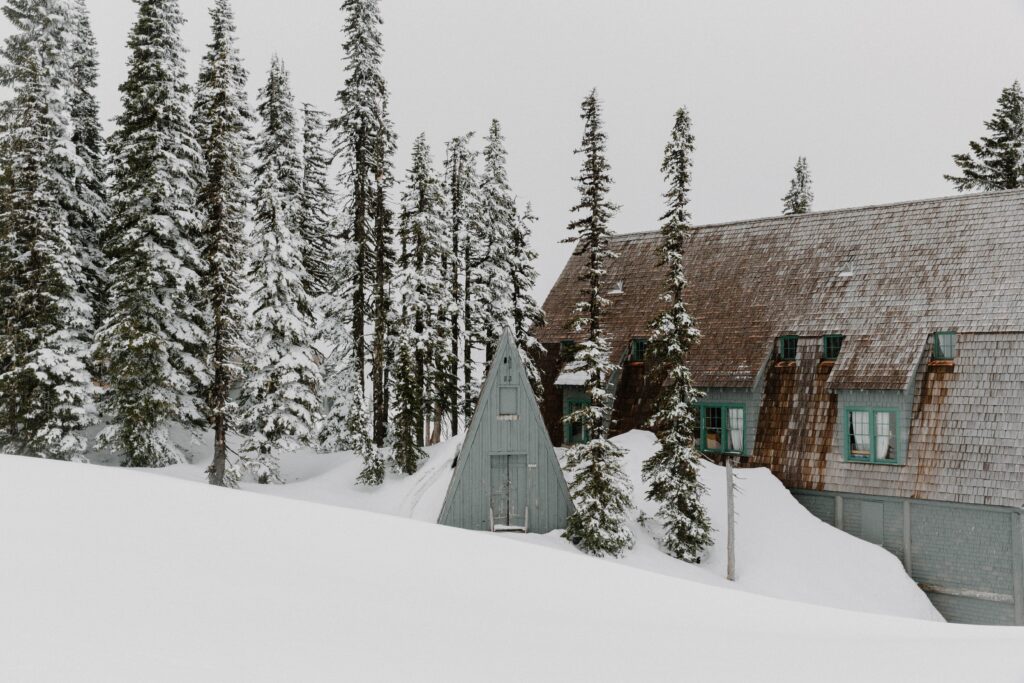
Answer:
[507, 454, 528, 528]
[490, 455, 510, 526]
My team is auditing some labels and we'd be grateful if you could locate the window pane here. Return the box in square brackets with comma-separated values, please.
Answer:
[704, 407, 722, 451]
[779, 337, 797, 360]
[875, 412, 895, 461]
[727, 408, 744, 452]
[849, 411, 871, 455]
[934, 332, 955, 360]
[824, 336, 843, 360]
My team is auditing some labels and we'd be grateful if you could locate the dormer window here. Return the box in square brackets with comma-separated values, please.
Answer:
[777, 336, 798, 361]
[822, 335, 844, 361]
[932, 331, 956, 361]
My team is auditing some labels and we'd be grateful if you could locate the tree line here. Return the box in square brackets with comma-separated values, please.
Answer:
[0, 0, 543, 488]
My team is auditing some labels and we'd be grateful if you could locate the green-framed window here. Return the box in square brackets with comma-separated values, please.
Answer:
[699, 404, 746, 455]
[559, 339, 577, 360]
[822, 335, 844, 361]
[630, 338, 648, 362]
[844, 407, 899, 464]
[932, 331, 956, 360]
[778, 336, 798, 361]
[563, 393, 591, 445]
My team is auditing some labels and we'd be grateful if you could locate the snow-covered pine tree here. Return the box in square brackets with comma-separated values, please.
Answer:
[238, 56, 319, 484]
[641, 106, 712, 562]
[946, 81, 1024, 192]
[443, 134, 486, 426]
[390, 133, 448, 472]
[97, 0, 211, 468]
[782, 155, 813, 215]
[508, 203, 545, 398]
[298, 103, 336, 301]
[192, 0, 252, 486]
[330, 0, 396, 448]
[369, 97, 396, 448]
[67, 0, 108, 330]
[561, 89, 633, 557]
[477, 119, 516, 357]
[0, 0, 95, 460]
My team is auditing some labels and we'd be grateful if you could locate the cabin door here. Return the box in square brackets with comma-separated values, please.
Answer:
[490, 454, 528, 529]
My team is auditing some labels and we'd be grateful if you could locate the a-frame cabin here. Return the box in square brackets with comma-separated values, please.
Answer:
[438, 328, 574, 533]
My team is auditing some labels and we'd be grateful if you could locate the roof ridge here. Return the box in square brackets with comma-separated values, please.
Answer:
[608, 187, 1024, 240]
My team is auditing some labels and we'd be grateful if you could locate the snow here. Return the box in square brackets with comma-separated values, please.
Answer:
[554, 368, 587, 386]
[86, 427, 941, 621]
[3, 451, 1024, 683]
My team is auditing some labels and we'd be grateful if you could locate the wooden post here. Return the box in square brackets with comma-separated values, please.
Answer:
[726, 455, 736, 582]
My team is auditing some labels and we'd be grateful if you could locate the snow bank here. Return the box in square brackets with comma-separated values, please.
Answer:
[91, 428, 940, 621]
[2, 455, 1022, 683]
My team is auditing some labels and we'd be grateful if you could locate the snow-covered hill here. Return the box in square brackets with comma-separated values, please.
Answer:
[2, 453, 1023, 683]
[108, 428, 939, 621]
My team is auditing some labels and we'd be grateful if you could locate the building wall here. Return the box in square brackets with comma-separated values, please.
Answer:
[792, 489, 1024, 625]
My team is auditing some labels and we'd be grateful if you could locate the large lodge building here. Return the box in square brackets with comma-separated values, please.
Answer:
[536, 190, 1024, 625]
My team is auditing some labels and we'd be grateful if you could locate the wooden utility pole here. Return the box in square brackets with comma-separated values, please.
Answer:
[726, 455, 736, 581]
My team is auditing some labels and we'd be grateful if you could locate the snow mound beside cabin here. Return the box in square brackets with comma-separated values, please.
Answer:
[97, 427, 939, 621]
[2, 455, 1023, 683]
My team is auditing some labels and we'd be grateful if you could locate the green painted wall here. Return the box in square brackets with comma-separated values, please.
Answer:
[793, 489, 1024, 625]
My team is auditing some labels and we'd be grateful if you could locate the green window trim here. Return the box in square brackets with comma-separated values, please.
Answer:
[822, 335, 844, 361]
[699, 403, 747, 456]
[932, 331, 956, 361]
[843, 407, 901, 465]
[778, 336, 798, 361]
[629, 338, 648, 362]
[562, 393, 591, 445]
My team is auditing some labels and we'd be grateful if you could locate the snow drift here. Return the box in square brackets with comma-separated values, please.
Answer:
[2, 455, 1023, 683]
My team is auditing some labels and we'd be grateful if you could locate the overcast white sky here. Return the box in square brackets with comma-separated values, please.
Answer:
[5, 0, 1024, 299]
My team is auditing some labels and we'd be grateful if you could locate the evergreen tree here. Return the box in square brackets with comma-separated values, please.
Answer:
[509, 202, 545, 397]
[561, 89, 633, 557]
[782, 155, 813, 215]
[642, 107, 712, 562]
[238, 57, 319, 484]
[390, 133, 448, 473]
[0, 0, 95, 460]
[297, 103, 336, 300]
[477, 120, 516, 356]
[192, 0, 252, 486]
[67, 0, 108, 328]
[330, 0, 396, 448]
[95, 0, 209, 467]
[946, 81, 1024, 192]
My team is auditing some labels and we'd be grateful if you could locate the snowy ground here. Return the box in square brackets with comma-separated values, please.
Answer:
[3, 452, 1024, 683]
[98, 428, 940, 621]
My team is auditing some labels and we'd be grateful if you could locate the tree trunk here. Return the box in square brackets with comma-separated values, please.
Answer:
[208, 411, 227, 486]
[726, 455, 736, 581]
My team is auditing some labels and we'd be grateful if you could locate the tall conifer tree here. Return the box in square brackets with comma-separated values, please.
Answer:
[642, 107, 712, 562]
[477, 120, 515, 355]
[238, 57, 319, 484]
[946, 81, 1024, 192]
[298, 103, 336, 300]
[782, 156, 813, 215]
[0, 0, 96, 460]
[330, 0, 396, 449]
[509, 202, 544, 397]
[192, 0, 252, 486]
[561, 89, 633, 557]
[94, 0, 208, 467]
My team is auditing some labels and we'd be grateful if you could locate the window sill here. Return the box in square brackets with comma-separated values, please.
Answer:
[819, 360, 836, 368]
[843, 457, 904, 466]
[928, 359, 955, 368]
[774, 360, 797, 368]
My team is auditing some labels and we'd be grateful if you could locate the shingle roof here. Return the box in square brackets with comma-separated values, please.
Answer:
[538, 189, 1024, 389]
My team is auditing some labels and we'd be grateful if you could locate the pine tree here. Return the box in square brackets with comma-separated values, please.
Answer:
[946, 81, 1024, 192]
[297, 104, 336, 300]
[238, 57, 319, 484]
[96, 0, 211, 468]
[782, 155, 813, 215]
[67, 0, 108, 329]
[440, 135, 470, 434]
[642, 107, 712, 562]
[477, 120, 516, 356]
[561, 89, 633, 557]
[390, 133, 448, 473]
[192, 0, 252, 486]
[330, 0, 396, 448]
[509, 202, 545, 397]
[0, 0, 96, 460]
